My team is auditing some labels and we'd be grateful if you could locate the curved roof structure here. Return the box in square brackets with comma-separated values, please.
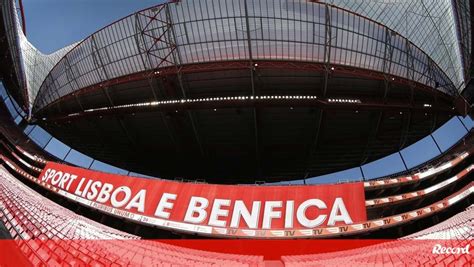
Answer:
[1, 0, 472, 183]
[324, 0, 471, 91]
[32, 0, 459, 114]
[0, 0, 77, 114]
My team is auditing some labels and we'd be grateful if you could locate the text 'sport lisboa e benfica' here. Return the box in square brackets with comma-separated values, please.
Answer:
[0, 0, 473, 264]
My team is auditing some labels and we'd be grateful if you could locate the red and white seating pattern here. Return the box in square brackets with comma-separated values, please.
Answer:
[282, 239, 472, 266]
[402, 205, 473, 240]
[366, 164, 474, 207]
[0, 166, 264, 266]
[282, 207, 473, 266]
[364, 149, 472, 189]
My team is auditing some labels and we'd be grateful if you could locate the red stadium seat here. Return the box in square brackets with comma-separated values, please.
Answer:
[281, 206, 473, 266]
[0, 166, 265, 266]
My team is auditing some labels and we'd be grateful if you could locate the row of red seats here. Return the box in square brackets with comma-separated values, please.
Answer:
[2, 159, 471, 266]
[0, 166, 264, 266]
[402, 206, 473, 240]
[364, 147, 472, 190]
[366, 164, 474, 207]
[282, 206, 473, 266]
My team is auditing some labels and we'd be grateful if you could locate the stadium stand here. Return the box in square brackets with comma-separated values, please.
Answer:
[0, 165, 265, 266]
[1, 112, 473, 239]
[0, 85, 472, 267]
[365, 165, 473, 207]
[282, 206, 473, 266]
[1, 152, 471, 265]
[0, 0, 472, 265]
[402, 205, 473, 240]
[364, 147, 473, 190]
[0, 48, 472, 261]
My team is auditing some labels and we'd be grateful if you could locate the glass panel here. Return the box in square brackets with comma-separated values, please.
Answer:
[305, 167, 363, 184]
[362, 152, 406, 180]
[14, 115, 23, 125]
[90, 160, 129, 175]
[458, 115, 474, 130]
[0, 82, 7, 101]
[400, 135, 441, 170]
[44, 138, 71, 160]
[4, 98, 18, 118]
[28, 126, 52, 148]
[23, 124, 35, 135]
[35, 0, 457, 110]
[432, 117, 468, 152]
[64, 149, 94, 169]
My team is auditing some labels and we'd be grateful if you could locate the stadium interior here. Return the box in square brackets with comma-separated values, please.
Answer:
[0, 0, 473, 266]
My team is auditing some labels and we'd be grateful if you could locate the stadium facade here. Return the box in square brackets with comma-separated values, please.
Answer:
[0, 0, 473, 265]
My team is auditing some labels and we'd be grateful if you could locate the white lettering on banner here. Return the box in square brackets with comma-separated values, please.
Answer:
[297, 199, 327, 228]
[263, 201, 282, 229]
[125, 189, 146, 212]
[155, 193, 176, 219]
[432, 244, 470, 254]
[208, 199, 231, 227]
[70, 177, 147, 212]
[86, 180, 102, 199]
[40, 168, 77, 191]
[111, 186, 132, 207]
[95, 183, 114, 203]
[193, 198, 353, 228]
[41, 167, 362, 230]
[230, 201, 261, 229]
[285, 200, 294, 228]
[328, 197, 353, 225]
[184, 197, 209, 224]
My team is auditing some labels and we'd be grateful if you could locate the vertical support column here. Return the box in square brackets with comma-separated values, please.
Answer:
[43, 135, 54, 150]
[359, 166, 366, 181]
[243, 0, 260, 176]
[136, 5, 176, 72]
[398, 151, 409, 171]
[90, 35, 114, 106]
[322, 4, 332, 97]
[456, 115, 470, 132]
[382, 28, 394, 100]
[62, 148, 72, 162]
[64, 57, 85, 112]
[430, 134, 443, 154]
[406, 39, 416, 104]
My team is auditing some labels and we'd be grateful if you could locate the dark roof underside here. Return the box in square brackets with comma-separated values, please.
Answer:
[39, 68, 454, 184]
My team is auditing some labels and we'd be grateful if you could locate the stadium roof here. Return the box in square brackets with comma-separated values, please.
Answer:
[324, 0, 471, 92]
[0, 0, 472, 183]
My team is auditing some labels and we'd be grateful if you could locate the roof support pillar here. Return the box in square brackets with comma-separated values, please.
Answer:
[322, 4, 332, 97]
[244, 0, 260, 173]
[303, 109, 324, 178]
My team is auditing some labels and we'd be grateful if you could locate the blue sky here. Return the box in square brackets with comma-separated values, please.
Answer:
[23, 0, 164, 54]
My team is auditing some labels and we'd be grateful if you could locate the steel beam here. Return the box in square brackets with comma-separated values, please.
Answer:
[43, 95, 456, 123]
[90, 35, 114, 106]
[399, 111, 412, 149]
[243, 0, 261, 172]
[34, 60, 456, 117]
[303, 109, 324, 178]
[322, 4, 332, 97]
[361, 111, 383, 164]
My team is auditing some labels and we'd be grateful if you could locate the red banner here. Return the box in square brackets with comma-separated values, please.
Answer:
[38, 162, 367, 236]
